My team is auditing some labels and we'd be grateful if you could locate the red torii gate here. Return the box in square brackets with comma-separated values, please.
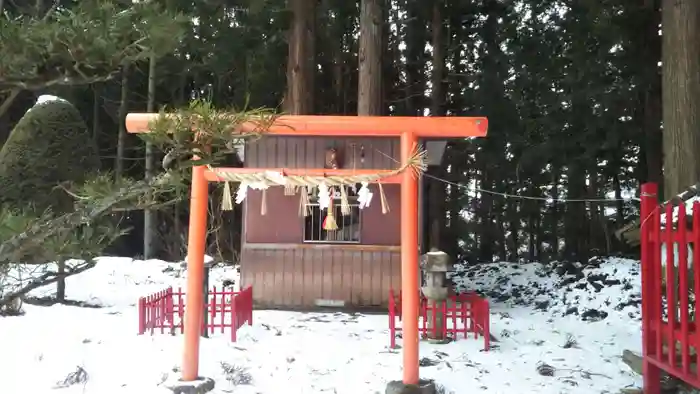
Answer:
[126, 114, 488, 388]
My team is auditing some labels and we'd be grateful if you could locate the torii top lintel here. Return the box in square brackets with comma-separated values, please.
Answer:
[125, 113, 488, 138]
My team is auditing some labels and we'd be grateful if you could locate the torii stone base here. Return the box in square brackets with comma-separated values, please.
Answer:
[385, 379, 437, 394]
[163, 377, 215, 394]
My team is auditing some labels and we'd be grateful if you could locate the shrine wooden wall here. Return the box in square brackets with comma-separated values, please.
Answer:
[244, 136, 401, 169]
[243, 186, 400, 245]
[239, 136, 406, 308]
[240, 245, 401, 308]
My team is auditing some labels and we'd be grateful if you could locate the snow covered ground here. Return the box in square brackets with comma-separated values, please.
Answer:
[0, 256, 643, 394]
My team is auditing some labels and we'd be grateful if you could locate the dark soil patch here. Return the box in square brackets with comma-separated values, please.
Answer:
[24, 296, 103, 308]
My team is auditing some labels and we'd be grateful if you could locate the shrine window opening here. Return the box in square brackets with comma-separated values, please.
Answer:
[303, 187, 361, 244]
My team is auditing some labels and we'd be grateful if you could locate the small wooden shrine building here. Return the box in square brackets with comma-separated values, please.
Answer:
[219, 117, 486, 309]
[237, 135, 414, 308]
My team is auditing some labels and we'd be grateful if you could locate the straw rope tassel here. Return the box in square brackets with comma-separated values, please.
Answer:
[260, 188, 268, 215]
[323, 190, 338, 231]
[221, 181, 234, 211]
[299, 186, 311, 216]
[205, 146, 427, 187]
[284, 184, 296, 196]
[378, 182, 390, 214]
[339, 185, 351, 216]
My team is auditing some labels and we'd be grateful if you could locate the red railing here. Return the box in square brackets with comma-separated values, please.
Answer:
[388, 290, 490, 351]
[641, 183, 700, 393]
[138, 286, 253, 342]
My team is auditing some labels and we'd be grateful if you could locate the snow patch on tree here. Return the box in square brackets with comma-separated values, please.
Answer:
[25, 95, 71, 115]
[36, 95, 68, 105]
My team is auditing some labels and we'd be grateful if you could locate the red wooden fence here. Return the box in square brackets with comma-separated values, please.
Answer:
[641, 183, 700, 393]
[138, 286, 253, 342]
[388, 290, 490, 351]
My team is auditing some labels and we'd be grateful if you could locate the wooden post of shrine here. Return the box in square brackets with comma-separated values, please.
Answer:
[125, 114, 488, 391]
[181, 163, 209, 381]
[400, 131, 420, 384]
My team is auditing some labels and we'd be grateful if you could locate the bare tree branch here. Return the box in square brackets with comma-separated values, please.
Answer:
[0, 74, 119, 92]
[0, 259, 95, 307]
[0, 88, 19, 119]
[0, 173, 173, 265]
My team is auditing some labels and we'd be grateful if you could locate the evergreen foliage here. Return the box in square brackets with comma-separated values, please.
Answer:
[0, 100, 99, 210]
[0, 0, 187, 91]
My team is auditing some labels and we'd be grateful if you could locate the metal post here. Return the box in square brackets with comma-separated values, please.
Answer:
[201, 261, 213, 338]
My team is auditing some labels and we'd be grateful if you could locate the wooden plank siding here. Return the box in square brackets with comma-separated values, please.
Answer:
[245, 136, 401, 169]
[240, 246, 400, 308]
[240, 136, 405, 309]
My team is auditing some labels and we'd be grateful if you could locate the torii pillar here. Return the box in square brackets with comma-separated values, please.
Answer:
[126, 114, 488, 391]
